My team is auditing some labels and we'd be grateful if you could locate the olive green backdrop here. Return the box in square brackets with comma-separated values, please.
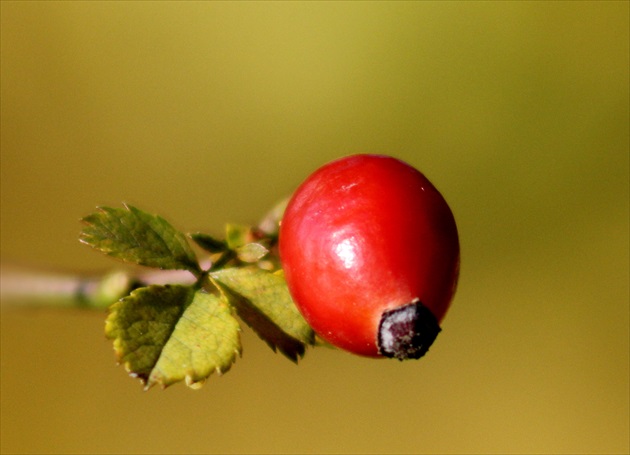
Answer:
[1, 2, 628, 454]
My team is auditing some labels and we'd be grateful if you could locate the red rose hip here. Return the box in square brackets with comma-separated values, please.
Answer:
[279, 154, 460, 359]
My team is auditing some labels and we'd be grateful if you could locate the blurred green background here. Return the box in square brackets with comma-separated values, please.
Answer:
[1, 2, 628, 454]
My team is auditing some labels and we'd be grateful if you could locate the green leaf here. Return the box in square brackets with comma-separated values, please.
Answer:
[225, 224, 252, 249]
[105, 284, 241, 390]
[211, 266, 314, 361]
[235, 242, 269, 263]
[80, 204, 200, 274]
[189, 233, 227, 254]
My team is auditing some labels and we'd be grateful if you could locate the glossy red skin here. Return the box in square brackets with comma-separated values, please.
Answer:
[279, 154, 460, 357]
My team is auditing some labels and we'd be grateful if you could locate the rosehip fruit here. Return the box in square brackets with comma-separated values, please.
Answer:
[279, 154, 459, 360]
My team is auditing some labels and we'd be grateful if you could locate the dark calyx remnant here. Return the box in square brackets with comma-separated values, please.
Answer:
[377, 299, 441, 360]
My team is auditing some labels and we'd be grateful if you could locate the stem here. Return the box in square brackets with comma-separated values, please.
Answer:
[1, 262, 201, 310]
[208, 250, 237, 271]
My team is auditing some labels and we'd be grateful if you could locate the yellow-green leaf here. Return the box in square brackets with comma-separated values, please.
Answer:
[80, 205, 200, 274]
[211, 266, 314, 361]
[225, 224, 252, 249]
[105, 284, 241, 390]
[235, 242, 269, 263]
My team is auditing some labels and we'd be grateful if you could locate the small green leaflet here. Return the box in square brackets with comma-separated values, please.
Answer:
[212, 266, 315, 361]
[189, 233, 227, 254]
[80, 204, 200, 274]
[235, 242, 269, 263]
[106, 284, 241, 390]
[225, 223, 253, 249]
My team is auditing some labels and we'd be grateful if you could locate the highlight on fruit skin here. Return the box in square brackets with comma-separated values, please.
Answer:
[279, 154, 460, 359]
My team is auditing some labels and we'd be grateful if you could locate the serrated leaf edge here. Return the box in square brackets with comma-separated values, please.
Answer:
[105, 285, 242, 391]
[80, 204, 201, 275]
